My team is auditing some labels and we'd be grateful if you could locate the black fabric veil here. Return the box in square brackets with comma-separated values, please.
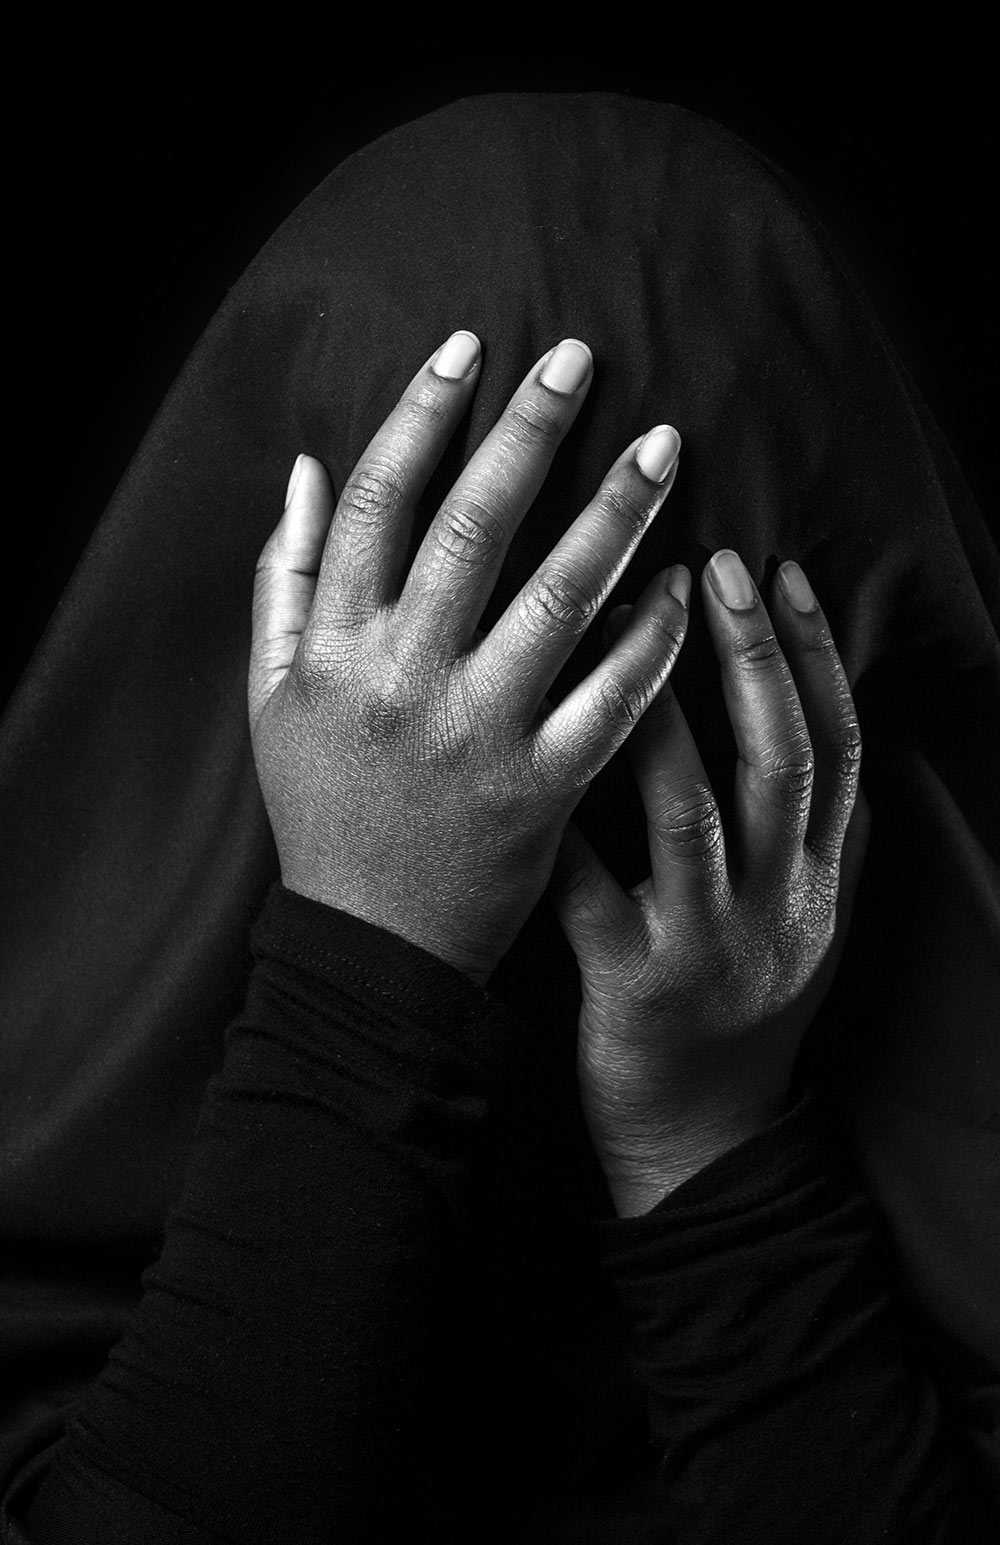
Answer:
[2, 92, 997, 1495]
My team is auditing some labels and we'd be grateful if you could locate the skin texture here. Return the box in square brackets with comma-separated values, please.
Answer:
[248, 331, 868, 1215]
[550, 562, 870, 1213]
[249, 333, 688, 985]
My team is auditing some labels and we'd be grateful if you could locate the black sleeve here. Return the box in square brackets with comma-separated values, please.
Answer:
[592, 1096, 997, 1543]
[12, 883, 532, 1544]
[9, 885, 995, 1544]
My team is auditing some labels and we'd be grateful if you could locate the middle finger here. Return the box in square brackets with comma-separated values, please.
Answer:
[397, 338, 594, 651]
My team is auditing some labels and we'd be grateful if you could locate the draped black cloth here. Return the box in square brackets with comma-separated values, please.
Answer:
[1, 87, 997, 1517]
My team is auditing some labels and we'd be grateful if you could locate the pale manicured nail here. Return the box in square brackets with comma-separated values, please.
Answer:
[666, 565, 691, 607]
[779, 560, 819, 613]
[432, 330, 481, 380]
[636, 425, 681, 483]
[709, 549, 756, 610]
[284, 454, 304, 509]
[539, 338, 593, 395]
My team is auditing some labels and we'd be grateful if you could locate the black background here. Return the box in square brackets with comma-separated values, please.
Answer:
[12, 45, 994, 712]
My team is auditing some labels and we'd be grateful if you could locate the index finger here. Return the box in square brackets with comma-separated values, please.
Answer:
[310, 329, 482, 625]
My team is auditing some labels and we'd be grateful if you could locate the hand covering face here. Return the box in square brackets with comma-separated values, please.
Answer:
[1, 91, 996, 1483]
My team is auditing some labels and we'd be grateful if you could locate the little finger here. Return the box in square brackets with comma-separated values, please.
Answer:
[771, 561, 863, 867]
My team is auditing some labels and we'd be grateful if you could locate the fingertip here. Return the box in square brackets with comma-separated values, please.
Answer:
[431, 329, 482, 381]
[538, 337, 593, 396]
[284, 454, 305, 510]
[776, 559, 820, 615]
[284, 452, 329, 507]
[275, 455, 335, 571]
[704, 549, 757, 612]
[635, 424, 681, 483]
[666, 564, 690, 609]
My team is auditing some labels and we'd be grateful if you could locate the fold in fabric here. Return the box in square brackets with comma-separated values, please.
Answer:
[1, 91, 997, 1494]
[11, 886, 993, 1541]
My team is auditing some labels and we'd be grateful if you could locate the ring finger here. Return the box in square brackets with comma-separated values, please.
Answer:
[702, 549, 814, 878]
[475, 424, 681, 711]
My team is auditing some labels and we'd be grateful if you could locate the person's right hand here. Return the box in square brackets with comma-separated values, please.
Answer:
[248, 331, 689, 985]
[549, 554, 870, 1213]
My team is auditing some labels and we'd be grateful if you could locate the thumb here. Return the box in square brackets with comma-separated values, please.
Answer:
[547, 819, 633, 962]
[249, 455, 335, 727]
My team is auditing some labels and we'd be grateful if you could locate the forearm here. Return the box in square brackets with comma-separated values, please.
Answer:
[594, 1094, 996, 1543]
[19, 884, 527, 1544]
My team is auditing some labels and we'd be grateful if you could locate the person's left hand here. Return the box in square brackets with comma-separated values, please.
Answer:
[248, 331, 688, 986]
[549, 551, 870, 1215]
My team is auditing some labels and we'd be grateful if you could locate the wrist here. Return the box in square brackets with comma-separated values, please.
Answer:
[602, 1136, 750, 1217]
[590, 1094, 793, 1218]
[278, 869, 498, 986]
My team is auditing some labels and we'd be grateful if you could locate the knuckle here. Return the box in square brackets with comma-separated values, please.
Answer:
[504, 396, 563, 451]
[291, 633, 338, 695]
[357, 689, 409, 745]
[731, 631, 785, 673]
[339, 460, 406, 528]
[403, 380, 452, 427]
[650, 784, 724, 859]
[437, 674, 485, 761]
[598, 674, 645, 732]
[646, 607, 686, 662]
[433, 498, 506, 565]
[831, 724, 864, 778]
[766, 741, 816, 801]
[595, 480, 649, 536]
[354, 657, 415, 746]
[798, 628, 841, 663]
[522, 570, 595, 633]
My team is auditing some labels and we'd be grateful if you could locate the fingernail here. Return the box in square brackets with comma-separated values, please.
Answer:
[539, 338, 593, 395]
[636, 425, 681, 483]
[709, 550, 756, 610]
[284, 454, 304, 509]
[431, 330, 481, 380]
[666, 565, 690, 607]
[778, 560, 819, 613]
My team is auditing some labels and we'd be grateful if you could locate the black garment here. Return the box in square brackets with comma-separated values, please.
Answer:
[5, 885, 994, 1542]
[1, 91, 998, 1531]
